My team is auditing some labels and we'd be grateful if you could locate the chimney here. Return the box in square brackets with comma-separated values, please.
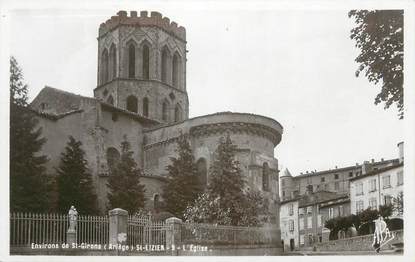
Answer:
[398, 142, 404, 163]
[362, 161, 372, 175]
[371, 158, 375, 163]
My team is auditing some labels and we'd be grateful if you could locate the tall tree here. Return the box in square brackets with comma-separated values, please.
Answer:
[162, 135, 202, 218]
[56, 136, 98, 215]
[10, 56, 28, 107]
[207, 134, 248, 225]
[349, 10, 403, 118]
[107, 138, 146, 214]
[10, 57, 51, 212]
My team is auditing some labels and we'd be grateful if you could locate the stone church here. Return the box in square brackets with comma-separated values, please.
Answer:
[30, 11, 284, 224]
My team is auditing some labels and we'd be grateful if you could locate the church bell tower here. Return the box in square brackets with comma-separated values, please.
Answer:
[94, 10, 189, 124]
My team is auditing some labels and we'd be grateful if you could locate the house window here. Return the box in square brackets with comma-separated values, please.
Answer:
[300, 235, 304, 245]
[334, 174, 339, 180]
[282, 191, 285, 197]
[349, 172, 353, 178]
[306, 206, 312, 214]
[289, 204, 294, 216]
[306, 185, 313, 193]
[328, 207, 334, 219]
[142, 44, 150, 79]
[382, 175, 391, 188]
[369, 198, 377, 209]
[299, 218, 304, 230]
[397, 171, 403, 186]
[317, 215, 322, 227]
[384, 195, 393, 206]
[321, 177, 325, 182]
[356, 200, 364, 213]
[338, 205, 344, 216]
[299, 208, 305, 215]
[289, 220, 294, 232]
[369, 179, 377, 192]
[142, 97, 149, 117]
[334, 182, 339, 190]
[128, 43, 135, 78]
[307, 216, 312, 229]
[126, 95, 138, 113]
[281, 180, 285, 187]
[356, 182, 363, 196]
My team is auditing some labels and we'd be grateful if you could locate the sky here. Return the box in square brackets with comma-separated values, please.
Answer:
[8, 5, 404, 176]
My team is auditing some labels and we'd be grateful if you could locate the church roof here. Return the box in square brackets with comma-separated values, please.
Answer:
[30, 86, 88, 115]
[30, 86, 160, 125]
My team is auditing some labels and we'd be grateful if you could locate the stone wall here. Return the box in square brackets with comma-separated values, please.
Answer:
[315, 230, 403, 252]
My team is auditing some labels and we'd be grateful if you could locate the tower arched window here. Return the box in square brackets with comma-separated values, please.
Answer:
[153, 194, 160, 210]
[161, 47, 169, 83]
[107, 95, 114, 105]
[162, 100, 169, 121]
[101, 49, 109, 84]
[107, 147, 120, 171]
[109, 44, 117, 80]
[197, 158, 208, 187]
[172, 52, 181, 88]
[143, 97, 149, 117]
[126, 95, 138, 113]
[263, 162, 270, 191]
[174, 103, 182, 122]
[128, 43, 136, 78]
[142, 44, 150, 79]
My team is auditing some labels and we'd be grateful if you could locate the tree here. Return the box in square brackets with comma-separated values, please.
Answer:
[349, 10, 403, 118]
[393, 191, 403, 216]
[207, 134, 246, 225]
[10, 57, 52, 212]
[162, 135, 202, 218]
[107, 138, 146, 214]
[238, 190, 269, 227]
[56, 136, 98, 215]
[183, 192, 232, 225]
[10, 56, 28, 107]
[378, 204, 393, 219]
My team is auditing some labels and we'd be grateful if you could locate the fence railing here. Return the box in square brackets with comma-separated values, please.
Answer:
[127, 215, 168, 247]
[76, 215, 109, 245]
[10, 211, 278, 248]
[181, 222, 278, 246]
[10, 212, 109, 246]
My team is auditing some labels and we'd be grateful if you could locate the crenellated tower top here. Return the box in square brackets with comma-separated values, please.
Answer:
[98, 10, 186, 41]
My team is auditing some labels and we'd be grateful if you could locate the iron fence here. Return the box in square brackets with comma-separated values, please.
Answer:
[10, 212, 109, 246]
[127, 215, 168, 247]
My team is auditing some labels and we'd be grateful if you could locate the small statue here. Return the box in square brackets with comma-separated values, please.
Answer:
[68, 206, 78, 232]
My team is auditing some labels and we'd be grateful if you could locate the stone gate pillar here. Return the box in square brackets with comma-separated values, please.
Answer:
[109, 208, 128, 245]
[322, 227, 331, 242]
[166, 217, 182, 255]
